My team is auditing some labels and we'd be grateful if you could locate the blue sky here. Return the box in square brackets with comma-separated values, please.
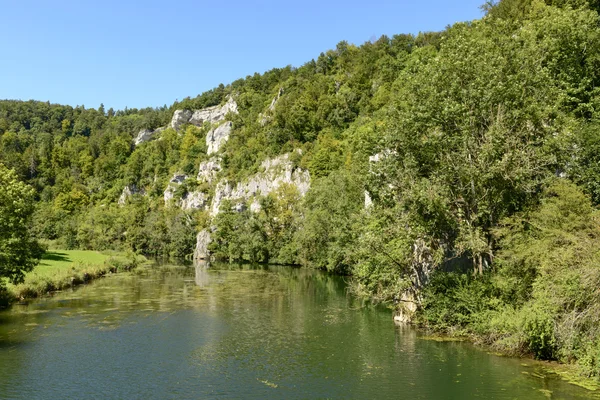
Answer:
[1, 0, 484, 110]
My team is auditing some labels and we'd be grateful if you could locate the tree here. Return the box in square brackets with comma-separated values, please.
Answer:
[0, 163, 44, 284]
[295, 170, 363, 273]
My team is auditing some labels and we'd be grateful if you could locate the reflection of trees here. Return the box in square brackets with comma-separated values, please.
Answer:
[1, 264, 590, 399]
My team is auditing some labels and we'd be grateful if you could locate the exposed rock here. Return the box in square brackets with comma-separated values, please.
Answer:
[209, 151, 310, 216]
[181, 191, 209, 210]
[171, 97, 238, 132]
[197, 157, 222, 183]
[163, 174, 188, 204]
[206, 122, 232, 155]
[164, 174, 210, 210]
[189, 96, 238, 126]
[269, 88, 284, 111]
[118, 184, 145, 205]
[259, 88, 283, 126]
[250, 200, 261, 213]
[194, 151, 310, 260]
[393, 291, 419, 324]
[134, 129, 154, 146]
[163, 157, 222, 210]
[364, 190, 373, 208]
[393, 239, 442, 323]
[133, 127, 166, 146]
[194, 229, 212, 260]
[171, 110, 193, 130]
[369, 149, 397, 163]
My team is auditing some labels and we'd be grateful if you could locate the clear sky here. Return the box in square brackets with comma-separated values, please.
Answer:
[1, 0, 484, 111]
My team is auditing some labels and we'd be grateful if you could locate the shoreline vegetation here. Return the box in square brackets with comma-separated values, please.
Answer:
[416, 332, 600, 392]
[0, 250, 145, 307]
[1, 0, 600, 389]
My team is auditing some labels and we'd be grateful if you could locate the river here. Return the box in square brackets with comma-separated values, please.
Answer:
[0, 263, 597, 399]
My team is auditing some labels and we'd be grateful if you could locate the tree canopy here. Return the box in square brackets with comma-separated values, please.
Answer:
[0, 163, 43, 284]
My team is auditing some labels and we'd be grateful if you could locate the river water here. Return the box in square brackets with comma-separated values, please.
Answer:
[0, 263, 597, 399]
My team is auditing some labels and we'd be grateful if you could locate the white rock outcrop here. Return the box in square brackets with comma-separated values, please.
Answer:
[163, 174, 211, 210]
[170, 97, 238, 131]
[134, 127, 165, 146]
[181, 191, 209, 210]
[190, 96, 238, 126]
[209, 152, 310, 216]
[118, 184, 145, 205]
[259, 88, 283, 126]
[171, 110, 193, 130]
[193, 151, 311, 259]
[364, 190, 373, 208]
[194, 229, 212, 260]
[163, 174, 188, 204]
[134, 129, 154, 146]
[197, 157, 222, 184]
[206, 122, 232, 155]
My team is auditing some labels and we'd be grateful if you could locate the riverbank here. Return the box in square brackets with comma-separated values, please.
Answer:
[1, 250, 145, 306]
[1, 263, 593, 399]
[415, 330, 600, 392]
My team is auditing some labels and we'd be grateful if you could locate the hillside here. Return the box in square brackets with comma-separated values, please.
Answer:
[2, 0, 600, 378]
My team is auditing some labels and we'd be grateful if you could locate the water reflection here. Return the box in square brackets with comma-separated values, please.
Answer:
[194, 260, 211, 287]
[0, 263, 597, 399]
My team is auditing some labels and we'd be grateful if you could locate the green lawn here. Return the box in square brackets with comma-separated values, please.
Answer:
[6, 250, 142, 301]
[33, 250, 112, 274]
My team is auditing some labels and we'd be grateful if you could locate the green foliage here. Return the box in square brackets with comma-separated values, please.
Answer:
[419, 272, 499, 334]
[569, 121, 600, 205]
[495, 181, 600, 364]
[0, 163, 44, 284]
[421, 181, 600, 375]
[295, 170, 363, 273]
[210, 200, 269, 263]
[2, 0, 600, 377]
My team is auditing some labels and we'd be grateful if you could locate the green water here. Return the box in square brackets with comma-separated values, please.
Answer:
[0, 262, 597, 399]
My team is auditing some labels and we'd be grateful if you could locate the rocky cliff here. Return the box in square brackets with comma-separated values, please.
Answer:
[194, 152, 311, 259]
[136, 98, 312, 260]
[133, 96, 238, 147]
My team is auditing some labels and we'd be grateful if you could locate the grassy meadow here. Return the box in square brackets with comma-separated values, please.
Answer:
[4, 250, 144, 302]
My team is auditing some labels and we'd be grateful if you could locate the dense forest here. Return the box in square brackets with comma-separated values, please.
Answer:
[2, 0, 600, 379]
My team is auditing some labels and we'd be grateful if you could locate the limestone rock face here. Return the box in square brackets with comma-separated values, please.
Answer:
[171, 110, 193, 130]
[134, 127, 165, 146]
[163, 174, 188, 204]
[259, 88, 283, 126]
[193, 151, 310, 260]
[393, 291, 419, 324]
[181, 191, 209, 210]
[171, 97, 238, 132]
[197, 157, 222, 184]
[118, 184, 145, 205]
[134, 129, 154, 146]
[364, 190, 373, 208]
[209, 151, 310, 216]
[189, 96, 238, 126]
[163, 174, 210, 210]
[163, 157, 222, 210]
[194, 229, 212, 260]
[206, 122, 232, 155]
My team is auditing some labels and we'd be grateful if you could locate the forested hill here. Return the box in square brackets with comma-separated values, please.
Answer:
[2, 0, 600, 379]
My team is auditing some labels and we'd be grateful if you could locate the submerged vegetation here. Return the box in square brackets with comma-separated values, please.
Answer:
[1, 250, 143, 305]
[1, 0, 600, 379]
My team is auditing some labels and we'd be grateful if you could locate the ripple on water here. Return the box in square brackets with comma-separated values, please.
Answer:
[0, 264, 598, 400]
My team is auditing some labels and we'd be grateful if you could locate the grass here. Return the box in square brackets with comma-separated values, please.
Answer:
[4, 250, 144, 303]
